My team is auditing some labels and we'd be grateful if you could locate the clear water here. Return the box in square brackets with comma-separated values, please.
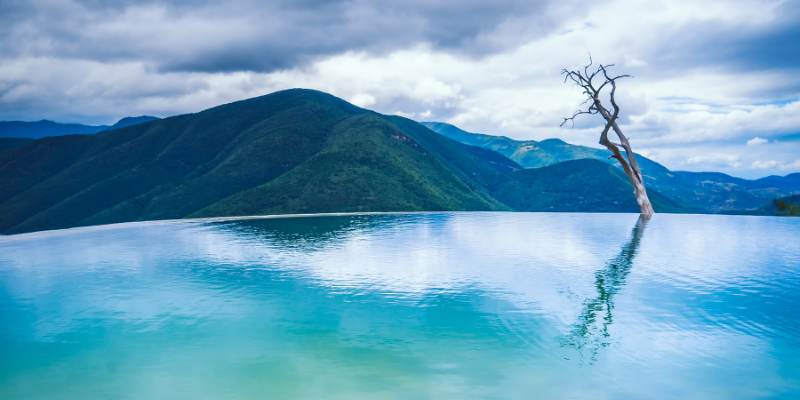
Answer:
[1, 212, 799, 399]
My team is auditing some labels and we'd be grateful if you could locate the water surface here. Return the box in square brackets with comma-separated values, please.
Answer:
[1, 213, 799, 399]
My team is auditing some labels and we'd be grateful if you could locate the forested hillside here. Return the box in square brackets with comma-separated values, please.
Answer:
[0, 89, 690, 235]
[423, 122, 800, 212]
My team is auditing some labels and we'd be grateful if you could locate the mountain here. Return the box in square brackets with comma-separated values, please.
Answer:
[105, 116, 160, 131]
[0, 116, 159, 139]
[491, 159, 694, 214]
[722, 194, 800, 216]
[0, 120, 109, 139]
[754, 173, 800, 193]
[674, 171, 800, 196]
[0, 89, 691, 235]
[421, 122, 609, 168]
[422, 122, 800, 212]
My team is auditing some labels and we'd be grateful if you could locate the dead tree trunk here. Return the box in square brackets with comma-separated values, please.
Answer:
[561, 59, 654, 215]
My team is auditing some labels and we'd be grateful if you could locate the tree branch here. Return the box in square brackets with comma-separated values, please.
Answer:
[560, 109, 597, 127]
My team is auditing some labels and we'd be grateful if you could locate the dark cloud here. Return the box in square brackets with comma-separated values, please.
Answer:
[8, 1, 796, 87]
[718, 1, 800, 71]
[631, 1, 800, 97]
[3, 0, 800, 179]
[0, 0, 572, 73]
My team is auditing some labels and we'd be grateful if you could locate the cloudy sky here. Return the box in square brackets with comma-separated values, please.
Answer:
[1, 0, 799, 178]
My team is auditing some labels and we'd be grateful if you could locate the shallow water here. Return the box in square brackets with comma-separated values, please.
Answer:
[1, 212, 799, 399]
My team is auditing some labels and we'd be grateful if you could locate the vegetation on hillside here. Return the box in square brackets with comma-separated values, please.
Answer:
[0, 138, 34, 154]
[492, 159, 692, 213]
[772, 196, 799, 216]
[423, 122, 800, 213]
[0, 89, 694, 235]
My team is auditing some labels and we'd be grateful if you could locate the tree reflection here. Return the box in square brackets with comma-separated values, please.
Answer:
[559, 214, 651, 362]
[213, 213, 409, 248]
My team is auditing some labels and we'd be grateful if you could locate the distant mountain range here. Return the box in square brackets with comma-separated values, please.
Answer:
[0, 116, 160, 159]
[0, 89, 691, 235]
[721, 194, 800, 216]
[2, 90, 796, 235]
[422, 122, 800, 213]
[0, 116, 160, 139]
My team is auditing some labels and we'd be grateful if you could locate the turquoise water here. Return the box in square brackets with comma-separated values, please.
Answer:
[1, 212, 799, 399]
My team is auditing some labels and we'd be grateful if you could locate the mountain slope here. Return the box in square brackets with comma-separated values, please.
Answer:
[421, 122, 609, 168]
[754, 173, 800, 193]
[105, 116, 160, 131]
[194, 114, 506, 217]
[423, 121, 800, 212]
[0, 89, 697, 235]
[0, 90, 517, 234]
[0, 138, 34, 154]
[674, 171, 800, 197]
[0, 120, 109, 138]
[492, 159, 691, 213]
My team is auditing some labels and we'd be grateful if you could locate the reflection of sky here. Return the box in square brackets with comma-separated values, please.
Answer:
[2, 213, 798, 338]
[195, 213, 641, 323]
[1, 213, 799, 398]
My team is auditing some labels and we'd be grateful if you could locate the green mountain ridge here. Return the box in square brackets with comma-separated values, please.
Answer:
[0, 89, 692, 235]
[422, 122, 800, 212]
[492, 159, 692, 214]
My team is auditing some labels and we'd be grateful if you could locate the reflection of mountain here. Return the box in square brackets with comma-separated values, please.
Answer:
[423, 122, 800, 213]
[0, 216, 559, 397]
[218, 214, 403, 248]
[3, 211, 798, 397]
[560, 214, 650, 361]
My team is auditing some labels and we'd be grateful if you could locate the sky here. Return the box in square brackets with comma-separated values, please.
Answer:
[1, 0, 799, 178]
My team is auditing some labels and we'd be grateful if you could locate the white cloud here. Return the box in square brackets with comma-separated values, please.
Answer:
[350, 93, 376, 107]
[686, 154, 742, 168]
[393, 110, 434, 120]
[751, 160, 779, 169]
[784, 160, 800, 170]
[747, 137, 768, 146]
[624, 56, 648, 68]
[752, 159, 800, 170]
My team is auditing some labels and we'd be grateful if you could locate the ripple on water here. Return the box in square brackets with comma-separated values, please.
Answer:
[1, 212, 799, 399]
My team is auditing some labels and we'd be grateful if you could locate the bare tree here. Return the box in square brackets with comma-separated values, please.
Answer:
[561, 58, 654, 215]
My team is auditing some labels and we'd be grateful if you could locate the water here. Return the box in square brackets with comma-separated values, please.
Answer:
[1, 212, 798, 399]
